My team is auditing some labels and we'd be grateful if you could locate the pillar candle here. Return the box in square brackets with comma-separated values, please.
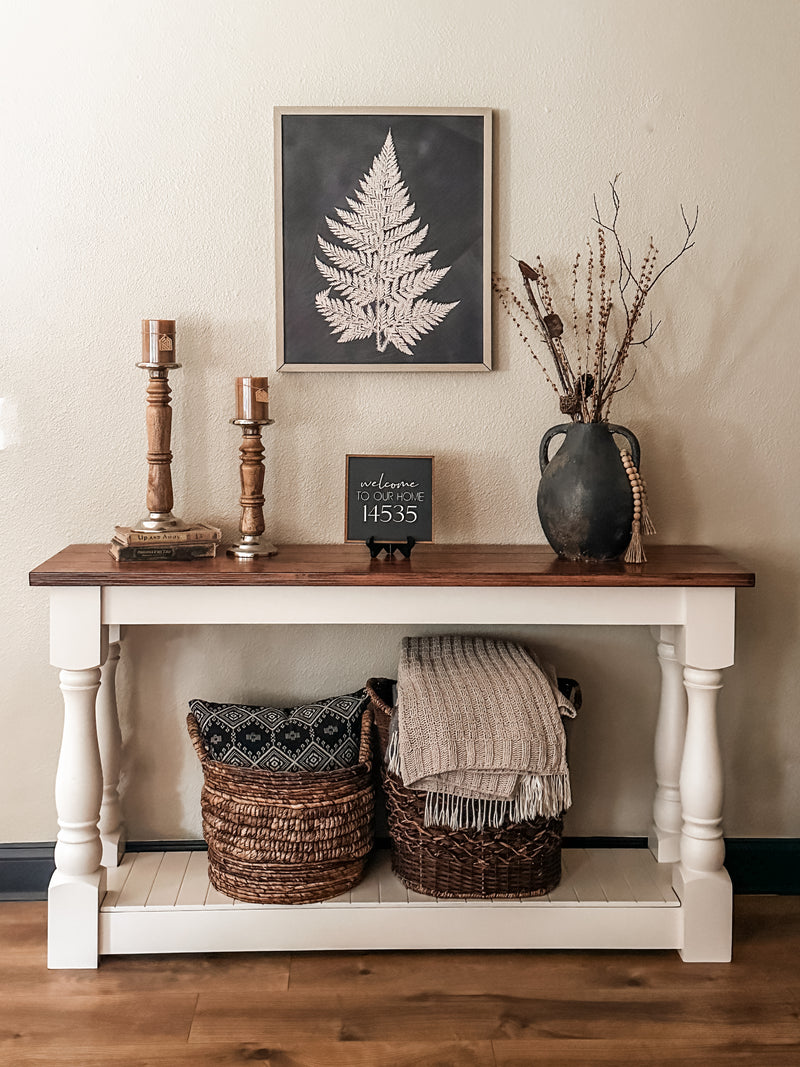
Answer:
[141, 320, 176, 364]
[236, 377, 269, 420]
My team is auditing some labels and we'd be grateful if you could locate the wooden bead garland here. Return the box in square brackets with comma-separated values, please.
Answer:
[620, 449, 656, 564]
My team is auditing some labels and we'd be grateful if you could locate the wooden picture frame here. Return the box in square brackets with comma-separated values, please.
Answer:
[275, 107, 492, 372]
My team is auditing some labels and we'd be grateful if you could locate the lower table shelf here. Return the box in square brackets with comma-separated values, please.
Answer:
[98, 847, 682, 956]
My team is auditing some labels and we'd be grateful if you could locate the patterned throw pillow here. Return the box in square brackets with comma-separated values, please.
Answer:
[188, 689, 369, 772]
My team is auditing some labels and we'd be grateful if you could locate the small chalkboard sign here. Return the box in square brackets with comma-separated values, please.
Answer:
[345, 455, 434, 546]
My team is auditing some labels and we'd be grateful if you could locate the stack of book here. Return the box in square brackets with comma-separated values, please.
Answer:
[110, 523, 222, 561]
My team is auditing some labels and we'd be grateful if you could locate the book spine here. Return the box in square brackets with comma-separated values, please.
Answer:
[113, 525, 221, 546]
[110, 543, 217, 562]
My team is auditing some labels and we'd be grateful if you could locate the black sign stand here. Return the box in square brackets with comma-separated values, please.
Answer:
[366, 536, 416, 560]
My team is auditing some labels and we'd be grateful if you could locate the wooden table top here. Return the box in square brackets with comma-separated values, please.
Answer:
[29, 543, 756, 589]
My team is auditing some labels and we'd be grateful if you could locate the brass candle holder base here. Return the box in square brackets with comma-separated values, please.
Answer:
[227, 532, 278, 560]
[134, 511, 190, 533]
[227, 418, 277, 560]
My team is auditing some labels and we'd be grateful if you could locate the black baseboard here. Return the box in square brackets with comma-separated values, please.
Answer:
[2, 838, 798, 901]
[723, 838, 800, 895]
[0, 844, 56, 901]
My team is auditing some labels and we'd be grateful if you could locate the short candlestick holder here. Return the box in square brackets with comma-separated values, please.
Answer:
[134, 349, 187, 533]
[227, 418, 277, 559]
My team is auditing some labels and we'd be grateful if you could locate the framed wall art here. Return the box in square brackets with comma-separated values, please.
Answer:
[275, 107, 492, 372]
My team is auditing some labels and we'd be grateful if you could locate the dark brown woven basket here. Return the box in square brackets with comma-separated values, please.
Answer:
[187, 706, 375, 904]
[367, 677, 563, 899]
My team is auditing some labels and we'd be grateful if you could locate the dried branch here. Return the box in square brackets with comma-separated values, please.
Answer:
[515, 260, 573, 393]
[648, 203, 698, 290]
[497, 179, 696, 422]
[593, 176, 698, 302]
[626, 312, 660, 350]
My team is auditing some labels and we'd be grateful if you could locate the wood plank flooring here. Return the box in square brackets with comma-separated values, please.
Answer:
[1, 896, 798, 1066]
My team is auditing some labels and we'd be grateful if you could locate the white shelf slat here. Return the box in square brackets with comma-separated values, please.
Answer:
[174, 850, 211, 908]
[101, 852, 135, 907]
[114, 852, 164, 909]
[624, 846, 677, 903]
[146, 851, 191, 907]
[377, 853, 410, 903]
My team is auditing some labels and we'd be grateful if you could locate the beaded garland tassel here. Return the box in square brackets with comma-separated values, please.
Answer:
[620, 449, 656, 564]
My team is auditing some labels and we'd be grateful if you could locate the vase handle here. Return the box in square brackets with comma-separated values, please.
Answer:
[539, 424, 572, 474]
[607, 424, 641, 468]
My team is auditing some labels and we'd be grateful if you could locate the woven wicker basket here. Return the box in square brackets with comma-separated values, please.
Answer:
[367, 677, 563, 899]
[187, 706, 375, 904]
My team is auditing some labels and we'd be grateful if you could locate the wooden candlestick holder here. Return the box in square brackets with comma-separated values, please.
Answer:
[227, 418, 277, 559]
[134, 340, 186, 533]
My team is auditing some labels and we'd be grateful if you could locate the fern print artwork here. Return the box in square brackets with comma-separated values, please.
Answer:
[314, 130, 459, 358]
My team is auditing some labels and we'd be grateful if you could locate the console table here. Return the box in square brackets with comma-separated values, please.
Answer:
[29, 543, 754, 968]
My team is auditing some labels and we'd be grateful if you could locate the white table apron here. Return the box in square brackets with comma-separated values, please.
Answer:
[46, 581, 736, 968]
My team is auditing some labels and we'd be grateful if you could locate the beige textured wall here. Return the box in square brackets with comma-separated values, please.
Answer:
[2, 0, 798, 842]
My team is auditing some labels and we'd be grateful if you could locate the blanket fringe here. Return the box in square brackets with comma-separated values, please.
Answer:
[386, 723, 400, 775]
[421, 772, 571, 831]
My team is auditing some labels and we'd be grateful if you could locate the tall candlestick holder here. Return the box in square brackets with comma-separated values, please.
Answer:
[228, 417, 277, 559]
[134, 319, 187, 532]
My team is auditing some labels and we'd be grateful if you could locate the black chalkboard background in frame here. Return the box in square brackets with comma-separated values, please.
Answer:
[345, 455, 434, 545]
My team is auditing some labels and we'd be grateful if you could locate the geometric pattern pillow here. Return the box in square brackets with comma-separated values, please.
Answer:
[188, 689, 369, 771]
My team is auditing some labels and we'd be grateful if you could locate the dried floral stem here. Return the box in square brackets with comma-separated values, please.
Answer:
[492, 276, 561, 396]
[591, 228, 611, 421]
[569, 252, 591, 422]
[515, 262, 573, 394]
[571, 251, 581, 371]
[497, 179, 697, 423]
[597, 240, 657, 418]
[535, 257, 554, 313]
[584, 239, 594, 372]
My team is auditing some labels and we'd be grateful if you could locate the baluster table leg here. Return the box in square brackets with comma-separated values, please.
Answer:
[48, 587, 106, 969]
[49, 667, 105, 968]
[674, 665, 732, 962]
[649, 629, 687, 863]
[97, 627, 125, 866]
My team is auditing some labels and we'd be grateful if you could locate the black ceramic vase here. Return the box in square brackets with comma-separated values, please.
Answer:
[537, 422, 640, 562]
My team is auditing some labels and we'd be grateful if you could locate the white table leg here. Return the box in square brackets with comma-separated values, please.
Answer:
[97, 627, 125, 866]
[48, 587, 106, 969]
[673, 665, 732, 962]
[49, 667, 105, 968]
[649, 629, 686, 863]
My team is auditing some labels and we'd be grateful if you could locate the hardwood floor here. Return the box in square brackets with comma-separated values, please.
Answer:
[1, 896, 798, 1066]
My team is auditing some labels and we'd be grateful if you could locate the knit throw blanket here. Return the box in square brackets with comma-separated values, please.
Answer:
[387, 634, 576, 831]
